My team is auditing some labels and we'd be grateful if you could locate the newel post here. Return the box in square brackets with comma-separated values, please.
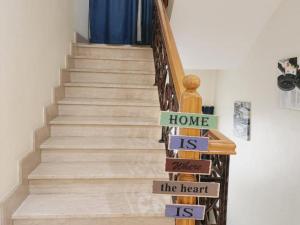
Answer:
[176, 75, 202, 225]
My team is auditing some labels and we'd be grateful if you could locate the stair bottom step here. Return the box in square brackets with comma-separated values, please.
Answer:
[14, 217, 173, 225]
[13, 194, 172, 225]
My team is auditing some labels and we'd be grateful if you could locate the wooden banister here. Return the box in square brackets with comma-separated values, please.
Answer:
[176, 75, 202, 225]
[155, 0, 185, 100]
[152, 1, 236, 225]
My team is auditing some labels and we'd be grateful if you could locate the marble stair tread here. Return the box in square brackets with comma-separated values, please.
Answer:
[74, 43, 152, 50]
[49, 116, 160, 126]
[70, 55, 154, 62]
[40, 136, 164, 150]
[64, 82, 157, 89]
[58, 97, 160, 107]
[28, 161, 167, 180]
[13, 193, 170, 219]
[67, 68, 155, 75]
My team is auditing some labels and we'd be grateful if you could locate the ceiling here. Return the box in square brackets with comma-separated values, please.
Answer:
[170, 0, 283, 70]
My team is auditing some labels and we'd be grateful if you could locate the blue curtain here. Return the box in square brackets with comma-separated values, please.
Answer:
[141, 0, 154, 45]
[89, 0, 138, 44]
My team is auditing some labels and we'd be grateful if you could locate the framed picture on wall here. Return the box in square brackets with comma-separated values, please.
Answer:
[277, 57, 300, 110]
[233, 101, 251, 141]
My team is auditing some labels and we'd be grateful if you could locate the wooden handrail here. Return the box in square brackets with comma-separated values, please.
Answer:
[152, 2, 236, 225]
[155, 0, 185, 100]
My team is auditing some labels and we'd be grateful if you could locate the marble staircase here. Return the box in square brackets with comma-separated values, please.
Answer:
[12, 44, 172, 225]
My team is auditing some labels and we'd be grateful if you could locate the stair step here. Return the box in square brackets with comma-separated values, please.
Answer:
[72, 43, 153, 61]
[29, 179, 162, 195]
[70, 54, 153, 62]
[69, 70, 155, 85]
[68, 68, 155, 75]
[49, 116, 159, 126]
[28, 161, 167, 194]
[49, 116, 161, 138]
[64, 83, 158, 100]
[64, 82, 156, 89]
[14, 217, 173, 225]
[41, 149, 165, 163]
[13, 194, 172, 225]
[29, 162, 166, 180]
[74, 43, 152, 50]
[40, 136, 165, 163]
[68, 56, 155, 73]
[58, 98, 159, 107]
[58, 97, 160, 118]
[41, 136, 164, 150]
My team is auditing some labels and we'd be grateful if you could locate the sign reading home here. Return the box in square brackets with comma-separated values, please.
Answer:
[165, 158, 212, 175]
[160, 112, 217, 129]
[169, 135, 209, 151]
[153, 181, 220, 198]
[165, 204, 206, 220]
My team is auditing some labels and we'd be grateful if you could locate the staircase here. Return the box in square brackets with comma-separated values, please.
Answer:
[12, 44, 173, 225]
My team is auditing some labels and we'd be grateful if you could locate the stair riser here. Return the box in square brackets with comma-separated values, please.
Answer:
[29, 179, 156, 194]
[65, 87, 158, 101]
[58, 105, 160, 118]
[51, 125, 161, 139]
[14, 217, 173, 225]
[68, 58, 155, 72]
[72, 46, 154, 60]
[70, 72, 155, 85]
[41, 149, 165, 163]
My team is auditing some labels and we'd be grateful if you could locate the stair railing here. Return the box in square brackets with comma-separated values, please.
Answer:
[152, 0, 184, 144]
[152, 1, 236, 225]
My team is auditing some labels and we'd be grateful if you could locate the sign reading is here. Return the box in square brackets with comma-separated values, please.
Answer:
[165, 204, 206, 220]
[169, 135, 209, 151]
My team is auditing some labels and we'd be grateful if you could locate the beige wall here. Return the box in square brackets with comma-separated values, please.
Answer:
[214, 0, 300, 224]
[0, 0, 73, 201]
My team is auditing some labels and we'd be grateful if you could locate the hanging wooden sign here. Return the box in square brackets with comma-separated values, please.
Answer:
[165, 158, 212, 175]
[165, 204, 206, 220]
[153, 181, 220, 198]
[169, 135, 209, 151]
[160, 111, 217, 129]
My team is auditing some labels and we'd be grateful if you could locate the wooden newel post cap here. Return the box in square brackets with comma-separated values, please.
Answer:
[183, 75, 200, 91]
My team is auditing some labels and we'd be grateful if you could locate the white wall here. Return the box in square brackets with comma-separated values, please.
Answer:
[214, 0, 300, 224]
[74, 0, 89, 40]
[170, 0, 282, 69]
[0, 0, 73, 201]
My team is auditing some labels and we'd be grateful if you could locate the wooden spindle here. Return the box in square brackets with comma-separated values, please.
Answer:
[176, 75, 202, 225]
